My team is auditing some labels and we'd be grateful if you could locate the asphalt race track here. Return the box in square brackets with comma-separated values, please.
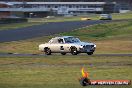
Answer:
[0, 20, 110, 42]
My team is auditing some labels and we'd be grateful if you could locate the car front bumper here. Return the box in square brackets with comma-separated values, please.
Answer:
[79, 47, 96, 53]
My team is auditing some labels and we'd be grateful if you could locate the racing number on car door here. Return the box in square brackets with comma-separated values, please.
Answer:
[60, 46, 64, 50]
[58, 38, 65, 51]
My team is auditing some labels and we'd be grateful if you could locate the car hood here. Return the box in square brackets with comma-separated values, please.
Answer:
[73, 42, 95, 46]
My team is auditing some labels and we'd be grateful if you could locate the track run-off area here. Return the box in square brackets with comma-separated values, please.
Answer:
[0, 53, 132, 57]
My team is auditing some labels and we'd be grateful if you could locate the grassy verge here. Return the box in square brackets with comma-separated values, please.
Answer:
[0, 20, 132, 54]
[0, 22, 45, 31]
[28, 12, 132, 23]
[112, 12, 132, 20]
[0, 56, 131, 88]
[28, 14, 98, 22]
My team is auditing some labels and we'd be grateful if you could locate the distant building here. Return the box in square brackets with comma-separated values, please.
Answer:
[0, 0, 131, 18]
[0, 2, 12, 18]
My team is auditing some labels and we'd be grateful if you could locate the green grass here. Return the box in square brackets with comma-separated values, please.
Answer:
[112, 12, 132, 20]
[0, 56, 131, 88]
[61, 20, 132, 40]
[28, 16, 82, 22]
[0, 22, 45, 31]
[28, 14, 99, 22]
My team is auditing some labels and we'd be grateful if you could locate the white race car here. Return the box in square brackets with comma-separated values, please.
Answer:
[39, 36, 96, 55]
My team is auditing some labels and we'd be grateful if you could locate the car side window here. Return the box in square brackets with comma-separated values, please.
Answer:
[49, 38, 58, 43]
[58, 39, 64, 44]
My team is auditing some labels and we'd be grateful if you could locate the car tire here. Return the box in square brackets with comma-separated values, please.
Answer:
[70, 46, 78, 55]
[87, 52, 93, 55]
[44, 48, 51, 55]
[61, 52, 66, 55]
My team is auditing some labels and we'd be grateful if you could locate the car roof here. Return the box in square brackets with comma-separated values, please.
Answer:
[55, 36, 74, 39]
[100, 14, 110, 15]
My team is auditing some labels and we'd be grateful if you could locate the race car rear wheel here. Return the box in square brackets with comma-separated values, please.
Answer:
[87, 52, 93, 55]
[61, 52, 66, 55]
[44, 47, 51, 55]
[70, 46, 78, 55]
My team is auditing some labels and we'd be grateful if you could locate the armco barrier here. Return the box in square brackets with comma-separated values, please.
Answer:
[0, 18, 28, 24]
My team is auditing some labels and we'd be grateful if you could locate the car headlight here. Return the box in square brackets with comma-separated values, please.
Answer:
[80, 46, 83, 48]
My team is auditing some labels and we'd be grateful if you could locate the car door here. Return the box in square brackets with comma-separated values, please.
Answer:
[58, 38, 65, 52]
[49, 38, 65, 52]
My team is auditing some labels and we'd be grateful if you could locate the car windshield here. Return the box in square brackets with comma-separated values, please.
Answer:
[64, 37, 81, 43]
[101, 14, 110, 16]
[101, 14, 107, 16]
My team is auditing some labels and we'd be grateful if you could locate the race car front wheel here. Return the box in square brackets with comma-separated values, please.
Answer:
[70, 46, 78, 55]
